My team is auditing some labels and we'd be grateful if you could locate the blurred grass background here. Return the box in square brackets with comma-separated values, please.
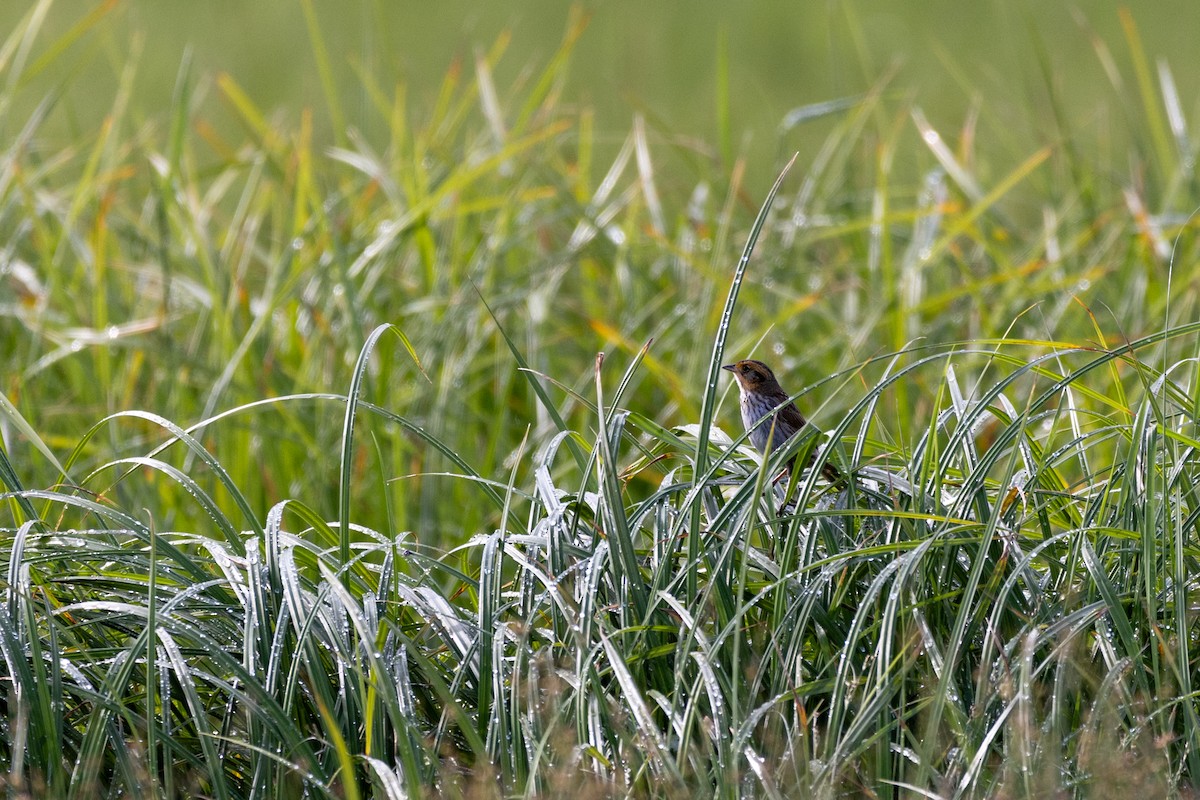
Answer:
[4, 0, 1197, 189]
[3, 0, 1199, 544]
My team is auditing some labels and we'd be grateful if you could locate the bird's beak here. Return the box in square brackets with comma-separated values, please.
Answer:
[721, 363, 735, 372]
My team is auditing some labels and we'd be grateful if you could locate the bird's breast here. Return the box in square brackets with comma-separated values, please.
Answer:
[740, 392, 778, 453]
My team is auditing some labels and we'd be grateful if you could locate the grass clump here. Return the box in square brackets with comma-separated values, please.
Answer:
[4, 4, 1200, 798]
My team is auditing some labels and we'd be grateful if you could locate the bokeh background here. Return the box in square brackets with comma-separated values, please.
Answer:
[3, 0, 1198, 538]
[5, 1, 1197, 190]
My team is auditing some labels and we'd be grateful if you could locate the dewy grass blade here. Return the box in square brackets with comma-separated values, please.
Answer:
[692, 153, 798, 598]
[340, 324, 425, 568]
[593, 353, 648, 619]
[89, 456, 239, 546]
[476, 529, 502, 743]
[0, 445, 39, 526]
[0, 391, 70, 484]
[599, 632, 686, 788]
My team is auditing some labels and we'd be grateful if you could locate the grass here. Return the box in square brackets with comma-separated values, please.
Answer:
[3, 3, 1200, 798]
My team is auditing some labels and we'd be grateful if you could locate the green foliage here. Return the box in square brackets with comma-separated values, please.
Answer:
[3, 4, 1200, 798]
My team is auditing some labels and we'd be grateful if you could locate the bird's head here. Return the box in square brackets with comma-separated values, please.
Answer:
[721, 359, 779, 391]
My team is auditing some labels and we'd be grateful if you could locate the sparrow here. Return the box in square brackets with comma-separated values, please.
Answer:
[722, 359, 841, 482]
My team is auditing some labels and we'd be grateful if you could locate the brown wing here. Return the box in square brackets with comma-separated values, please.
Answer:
[778, 401, 808, 430]
[779, 401, 842, 482]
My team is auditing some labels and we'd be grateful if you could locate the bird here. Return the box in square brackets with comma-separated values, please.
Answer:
[722, 359, 841, 483]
